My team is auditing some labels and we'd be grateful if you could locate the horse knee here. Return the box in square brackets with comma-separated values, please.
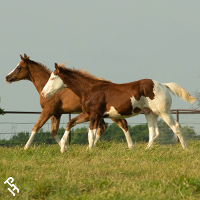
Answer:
[51, 130, 57, 137]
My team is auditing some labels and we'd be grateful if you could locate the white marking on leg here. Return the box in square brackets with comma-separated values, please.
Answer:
[54, 135, 61, 147]
[145, 112, 157, 148]
[60, 131, 70, 153]
[123, 130, 135, 149]
[24, 131, 36, 150]
[160, 113, 188, 149]
[153, 125, 160, 141]
[171, 122, 188, 149]
[147, 127, 155, 148]
[94, 134, 101, 146]
[88, 129, 96, 150]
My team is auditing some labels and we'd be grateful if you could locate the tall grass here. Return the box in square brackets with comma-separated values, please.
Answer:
[0, 141, 200, 200]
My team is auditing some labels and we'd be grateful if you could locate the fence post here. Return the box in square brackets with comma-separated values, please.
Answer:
[176, 110, 179, 143]
[69, 114, 71, 145]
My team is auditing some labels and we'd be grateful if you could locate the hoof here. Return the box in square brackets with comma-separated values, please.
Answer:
[61, 149, 65, 153]
[128, 145, 135, 149]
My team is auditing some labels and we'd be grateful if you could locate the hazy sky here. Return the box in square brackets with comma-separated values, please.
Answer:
[1, 1, 200, 136]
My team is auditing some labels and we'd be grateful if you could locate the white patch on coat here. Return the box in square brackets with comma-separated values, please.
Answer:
[104, 105, 141, 119]
[146, 80, 172, 116]
[103, 106, 121, 118]
[42, 72, 67, 98]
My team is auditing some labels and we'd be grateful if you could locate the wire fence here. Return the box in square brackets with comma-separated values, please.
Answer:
[1, 110, 200, 146]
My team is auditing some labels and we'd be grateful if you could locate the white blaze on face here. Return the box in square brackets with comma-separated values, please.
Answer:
[42, 72, 67, 98]
[7, 63, 20, 76]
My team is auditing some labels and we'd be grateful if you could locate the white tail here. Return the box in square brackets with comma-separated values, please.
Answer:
[164, 82, 197, 104]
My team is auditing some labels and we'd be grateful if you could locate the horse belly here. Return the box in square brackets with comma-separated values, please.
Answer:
[103, 106, 138, 119]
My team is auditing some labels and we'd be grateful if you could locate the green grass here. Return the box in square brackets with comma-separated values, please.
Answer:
[0, 141, 200, 200]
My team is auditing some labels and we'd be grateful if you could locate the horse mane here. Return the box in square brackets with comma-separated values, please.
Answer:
[58, 63, 111, 83]
[24, 56, 52, 74]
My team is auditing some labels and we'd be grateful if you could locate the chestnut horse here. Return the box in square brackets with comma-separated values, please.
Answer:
[5, 54, 134, 150]
[42, 63, 196, 152]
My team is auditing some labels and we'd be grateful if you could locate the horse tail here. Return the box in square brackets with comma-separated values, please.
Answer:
[164, 82, 197, 104]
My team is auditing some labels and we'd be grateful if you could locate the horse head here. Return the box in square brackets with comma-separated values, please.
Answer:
[5, 54, 31, 83]
[42, 63, 67, 98]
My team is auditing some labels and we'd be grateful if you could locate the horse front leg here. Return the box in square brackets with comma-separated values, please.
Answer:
[50, 114, 61, 147]
[60, 112, 89, 153]
[93, 119, 107, 146]
[88, 115, 101, 150]
[24, 109, 52, 150]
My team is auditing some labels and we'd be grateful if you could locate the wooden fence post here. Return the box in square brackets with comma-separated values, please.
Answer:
[69, 114, 71, 145]
[176, 110, 179, 143]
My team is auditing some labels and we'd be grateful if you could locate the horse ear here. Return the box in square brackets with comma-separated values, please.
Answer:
[20, 54, 24, 61]
[24, 53, 30, 60]
[55, 63, 60, 72]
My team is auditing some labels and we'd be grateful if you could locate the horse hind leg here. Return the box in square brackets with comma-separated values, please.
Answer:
[50, 115, 61, 147]
[111, 118, 135, 149]
[145, 111, 158, 148]
[160, 112, 188, 149]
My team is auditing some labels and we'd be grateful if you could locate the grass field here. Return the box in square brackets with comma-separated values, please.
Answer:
[0, 140, 200, 200]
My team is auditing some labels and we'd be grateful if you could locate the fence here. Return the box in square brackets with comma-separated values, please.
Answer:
[1, 109, 200, 146]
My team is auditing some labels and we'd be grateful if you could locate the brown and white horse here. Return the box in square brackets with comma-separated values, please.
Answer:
[5, 54, 134, 150]
[42, 63, 196, 152]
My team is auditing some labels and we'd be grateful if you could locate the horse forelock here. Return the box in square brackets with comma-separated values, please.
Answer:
[57, 64, 111, 83]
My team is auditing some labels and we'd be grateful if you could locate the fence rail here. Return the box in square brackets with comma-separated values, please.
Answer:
[1, 109, 200, 146]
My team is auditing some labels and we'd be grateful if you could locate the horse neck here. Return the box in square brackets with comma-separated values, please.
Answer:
[29, 64, 51, 94]
[59, 72, 99, 98]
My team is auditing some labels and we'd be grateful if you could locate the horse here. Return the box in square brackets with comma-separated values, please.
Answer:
[5, 54, 135, 150]
[42, 63, 197, 152]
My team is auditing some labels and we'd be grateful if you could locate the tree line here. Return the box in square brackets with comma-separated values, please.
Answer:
[0, 119, 199, 146]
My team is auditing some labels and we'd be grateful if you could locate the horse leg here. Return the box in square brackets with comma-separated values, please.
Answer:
[111, 118, 135, 149]
[93, 119, 107, 146]
[24, 109, 52, 150]
[153, 116, 160, 141]
[145, 111, 159, 148]
[60, 112, 90, 153]
[88, 114, 102, 150]
[50, 114, 61, 147]
[159, 112, 188, 149]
